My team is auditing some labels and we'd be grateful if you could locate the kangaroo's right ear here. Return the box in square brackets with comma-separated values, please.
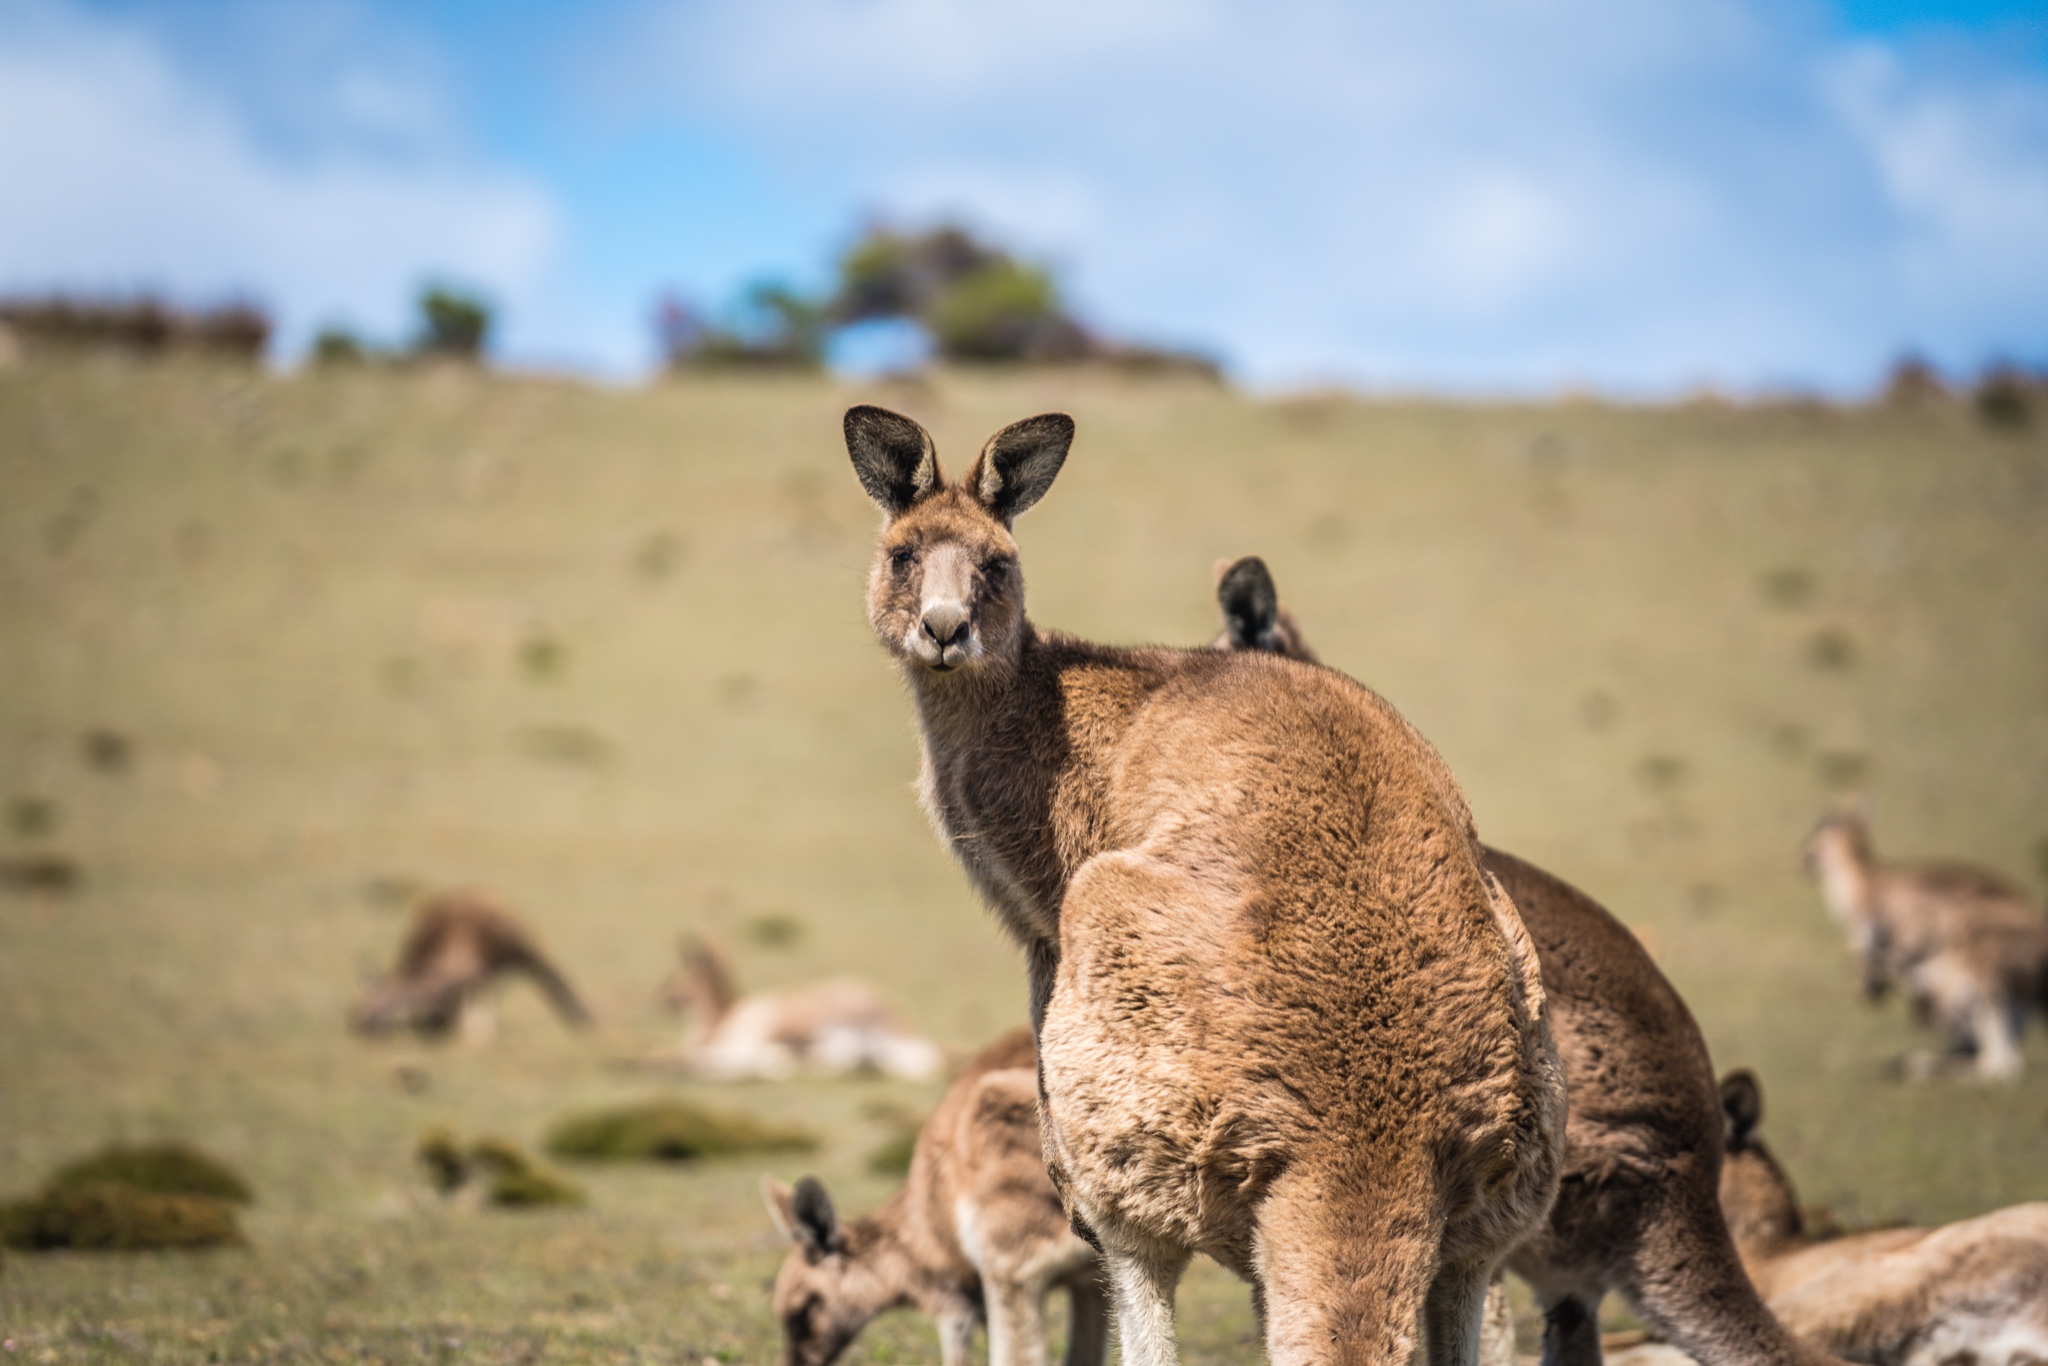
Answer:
[791, 1175, 845, 1256]
[1719, 1069, 1763, 1151]
[844, 406, 941, 516]
[1217, 556, 1281, 651]
[967, 413, 1074, 526]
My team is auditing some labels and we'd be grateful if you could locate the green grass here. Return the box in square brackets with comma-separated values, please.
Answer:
[2, 358, 2045, 1361]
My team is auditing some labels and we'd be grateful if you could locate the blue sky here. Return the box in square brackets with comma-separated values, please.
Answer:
[1, 0, 2044, 393]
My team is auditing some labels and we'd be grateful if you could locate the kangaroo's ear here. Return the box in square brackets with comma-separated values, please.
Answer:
[762, 1177, 802, 1242]
[845, 406, 942, 516]
[1217, 556, 1281, 652]
[791, 1175, 845, 1256]
[1719, 1070, 1763, 1151]
[966, 413, 1074, 526]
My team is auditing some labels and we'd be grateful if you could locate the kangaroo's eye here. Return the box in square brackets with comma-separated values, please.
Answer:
[982, 556, 1014, 579]
[889, 547, 917, 571]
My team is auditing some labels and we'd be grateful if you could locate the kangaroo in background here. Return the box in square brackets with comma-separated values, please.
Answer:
[763, 1028, 1105, 1366]
[350, 889, 591, 1041]
[658, 935, 942, 1081]
[1212, 554, 1841, 1366]
[843, 405, 1564, 1366]
[1717, 1069, 2048, 1365]
[1804, 807, 2048, 1079]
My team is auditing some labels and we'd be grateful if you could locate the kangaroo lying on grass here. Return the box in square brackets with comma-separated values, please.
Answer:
[843, 406, 1565, 1366]
[1804, 807, 2048, 1080]
[1212, 555, 1840, 1366]
[657, 935, 942, 1081]
[764, 1028, 1105, 1366]
[350, 889, 591, 1041]
[1718, 1069, 2048, 1365]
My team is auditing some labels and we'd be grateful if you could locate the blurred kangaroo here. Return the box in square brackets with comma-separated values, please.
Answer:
[351, 889, 591, 1041]
[763, 1028, 1105, 1366]
[1717, 1069, 2048, 1365]
[658, 935, 942, 1081]
[1212, 554, 1842, 1366]
[1804, 806, 2048, 1080]
[843, 405, 1565, 1366]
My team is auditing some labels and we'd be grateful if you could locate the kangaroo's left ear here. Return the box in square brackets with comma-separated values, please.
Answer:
[1719, 1070, 1764, 1151]
[966, 413, 1074, 526]
[1216, 556, 1281, 652]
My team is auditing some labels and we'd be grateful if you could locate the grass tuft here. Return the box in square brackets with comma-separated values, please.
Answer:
[545, 1101, 816, 1163]
[1, 1181, 242, 1251]
[48, 1142, 254, 1204]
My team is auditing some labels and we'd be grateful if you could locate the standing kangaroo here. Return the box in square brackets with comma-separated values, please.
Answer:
[1804, 808, 2048, 1080]
[1212, 555, 1841, 1366]
[842, 406, 1565, 1366]
[763, 1028, 1106, 1366]
[350, 889, 592, 1040]
[1717, 1070, 2048, 1365]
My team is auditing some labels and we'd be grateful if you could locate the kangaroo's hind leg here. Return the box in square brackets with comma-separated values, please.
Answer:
[1425, 1260, 1499, 1366]
[1102, 1242, 1190, 1366]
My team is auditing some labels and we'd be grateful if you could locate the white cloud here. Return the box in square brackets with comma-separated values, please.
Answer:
[0, 1, 559, 358]
[615, 0, 2048, 391]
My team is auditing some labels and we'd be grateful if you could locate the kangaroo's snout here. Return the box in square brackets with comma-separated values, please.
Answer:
[920, 603, 970, 649]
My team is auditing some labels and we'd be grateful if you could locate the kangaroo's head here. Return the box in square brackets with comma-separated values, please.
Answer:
[1803, 801, 1872, 878]
[348, 974, 461, 1038]
[762, 1176, 896, 1366]
[843, 406, 1073, 681]
[1209, 555, 1319, 663]
[1716, 1069, 1805, 1258]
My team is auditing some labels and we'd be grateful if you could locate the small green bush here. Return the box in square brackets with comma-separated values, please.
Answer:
[545, 1101, 816, 1162]
[48, 1142, 253, 1204]
[468, 1136, 584, 1207]
[2, 1182, 240, 1251]
[416, 1128, 468, 1194]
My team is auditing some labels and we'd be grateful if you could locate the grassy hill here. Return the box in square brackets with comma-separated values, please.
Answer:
[2, 359, 2044, 1363]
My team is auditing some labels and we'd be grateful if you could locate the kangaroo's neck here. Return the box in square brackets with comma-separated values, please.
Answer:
[1720, 1146, 1808, 1268]
[837, 1209, 924, 1320]
[1815, 836, 1878, 929]
[901, 628, 1147, 954]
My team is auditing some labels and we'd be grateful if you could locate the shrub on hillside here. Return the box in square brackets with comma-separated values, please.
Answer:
[0, 296, 270, 362]
[416, 286, 491, 360]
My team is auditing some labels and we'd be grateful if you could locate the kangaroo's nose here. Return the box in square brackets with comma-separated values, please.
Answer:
[921, 603, 970, 648]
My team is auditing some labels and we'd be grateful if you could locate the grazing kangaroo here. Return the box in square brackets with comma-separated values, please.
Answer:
[1212, 554, 1842, 1366]
[657, 935, 942, 1081]
[1718, 1069, 2048, 1365]
[1804, 807, 2048, 1079]
[763, 1028, 1106, 1366]
[842, 406, 1566, 1366]
[350, 889, 591, 1040]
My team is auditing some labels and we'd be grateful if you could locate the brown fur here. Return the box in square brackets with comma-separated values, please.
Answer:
[1805, 809, 2048, 1079]
[763, 1029, 1105, 1366]
[350, 889, 590, 1040]
[656, 936, 941, 1080]
[1718, 1070, 2048, 1365]
[843, 407, 1566, 1366]
[1212, 557, 1841, 1366]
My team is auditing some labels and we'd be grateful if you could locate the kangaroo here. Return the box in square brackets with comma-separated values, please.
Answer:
[1212, 554, 1841, 1366]
[657, 935, 942, 1081]
[350, 889, 591, 1040]
[1804, 808, 2048, 1080]
[1717, 1069, 2048, 1365]
[764, 1028, 1106, 1366]
[842, 405, 1565, 1366]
